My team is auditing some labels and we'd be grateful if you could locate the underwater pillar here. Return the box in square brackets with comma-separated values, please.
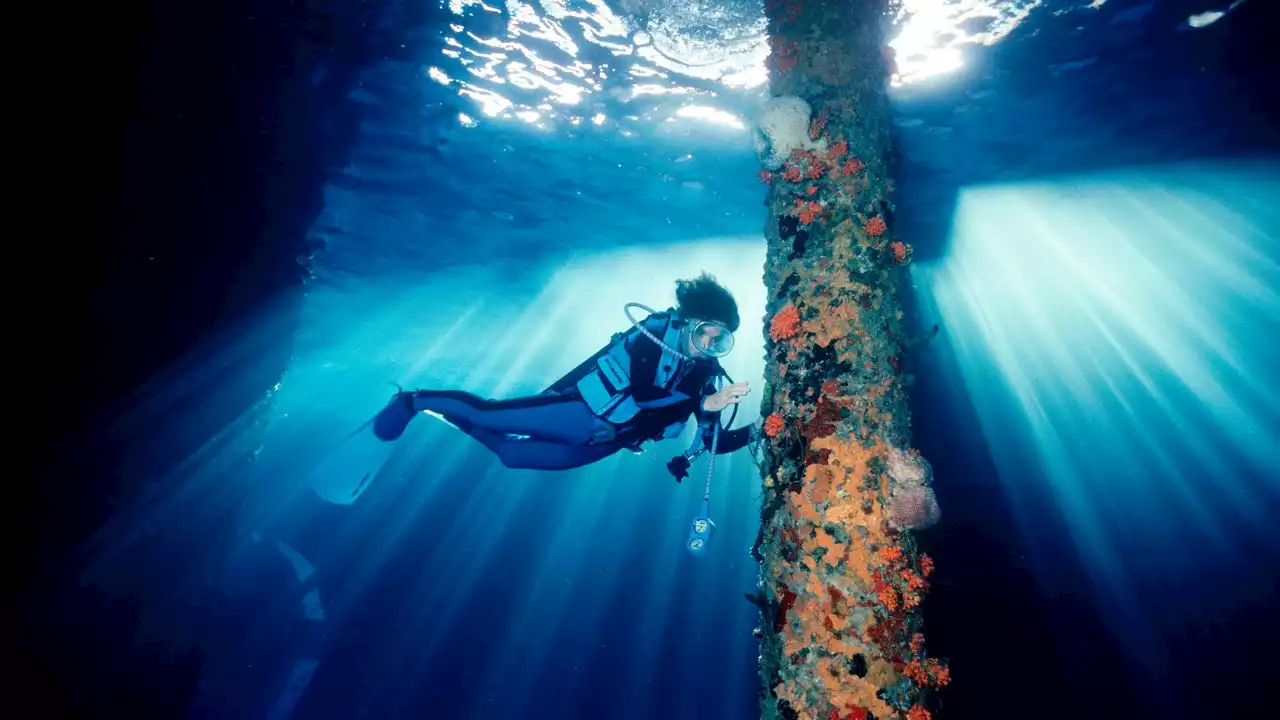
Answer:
[751, 1, 949, 719]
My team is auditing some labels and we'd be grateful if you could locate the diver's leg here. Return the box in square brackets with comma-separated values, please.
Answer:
[373, 389, 607, 444]
[467, 429, 622, 470]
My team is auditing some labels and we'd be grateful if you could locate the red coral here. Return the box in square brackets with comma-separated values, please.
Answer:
[795, 199, 822, 225]
[901, 569, 928, 592]
[763, 413, 786, 437]
[906, 707, 931, 720]
[865, 215, 887, 238]
[809, 109, 828, 140]
[769, 305, 802, 341]
[805, 446, 833, 465]
[759, 169, 775, 183]
[782, 164, 803, 182]
[771, 38, 798, 73]
[765, 0, 805, 25]
[866, 611, 906, 648]
[841, 157, 865, 176]
[786, 0, 804, 23]
[803, 397, 840, 439]
[827, 140, 848, 160]
[903, 658, 951, 689]
[890, 240, 911, 264]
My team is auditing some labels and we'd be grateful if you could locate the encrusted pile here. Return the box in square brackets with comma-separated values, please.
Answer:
[752, 1, 947, 718]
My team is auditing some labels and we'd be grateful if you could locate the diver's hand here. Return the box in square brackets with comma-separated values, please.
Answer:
[703, 382, 751, 413]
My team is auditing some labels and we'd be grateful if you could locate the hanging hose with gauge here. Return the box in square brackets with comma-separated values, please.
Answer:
[619, 301, 765, 556]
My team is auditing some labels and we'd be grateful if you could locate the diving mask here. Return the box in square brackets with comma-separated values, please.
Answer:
[690, 320, 735, 358]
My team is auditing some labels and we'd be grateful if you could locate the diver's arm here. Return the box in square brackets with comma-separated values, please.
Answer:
[662, 383, 756, 484]
[694, 411, 756, 454]
[707, 418, 755, 453]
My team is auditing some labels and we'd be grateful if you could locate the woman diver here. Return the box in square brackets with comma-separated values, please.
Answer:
[370, 273, 762, 472]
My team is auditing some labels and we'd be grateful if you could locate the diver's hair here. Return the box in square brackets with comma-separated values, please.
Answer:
[675, 272, 740, 332]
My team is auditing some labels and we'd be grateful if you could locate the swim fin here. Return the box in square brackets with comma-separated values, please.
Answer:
[307, 415, 397, 505]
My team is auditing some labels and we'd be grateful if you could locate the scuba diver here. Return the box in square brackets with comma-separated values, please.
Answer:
[370, 273, 762, 474]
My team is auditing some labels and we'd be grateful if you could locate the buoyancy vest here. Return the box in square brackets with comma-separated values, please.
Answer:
[575, 311, 693, 438]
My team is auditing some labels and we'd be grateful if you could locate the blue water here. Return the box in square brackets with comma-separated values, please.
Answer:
[18, 0, 1279, 718]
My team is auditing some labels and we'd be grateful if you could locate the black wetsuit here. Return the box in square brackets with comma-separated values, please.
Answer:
[404, 315, 754, 470]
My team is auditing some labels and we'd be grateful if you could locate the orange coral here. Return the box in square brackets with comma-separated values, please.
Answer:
[814, 529, 842, 559]
[901, 570, 928, 592]
[920, 555, 934, 577]
[807, 464, 836, 504]
[902, 658, 950, 689]
[801, 300, 862, 348]
[770, 305, 802, 341]
[764, 413, 786, 437]
[876, 546, 903, 564]
[865, 215, 886, 238]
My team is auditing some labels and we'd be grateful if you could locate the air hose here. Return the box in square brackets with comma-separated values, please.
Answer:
[623, 302, 732, 555]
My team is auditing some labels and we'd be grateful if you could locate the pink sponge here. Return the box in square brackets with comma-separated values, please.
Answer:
[887, 485, 941, 531]
[885, 447, 941, 531]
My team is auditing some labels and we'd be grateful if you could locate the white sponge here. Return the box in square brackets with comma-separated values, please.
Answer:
[753, 96, 829, 171]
